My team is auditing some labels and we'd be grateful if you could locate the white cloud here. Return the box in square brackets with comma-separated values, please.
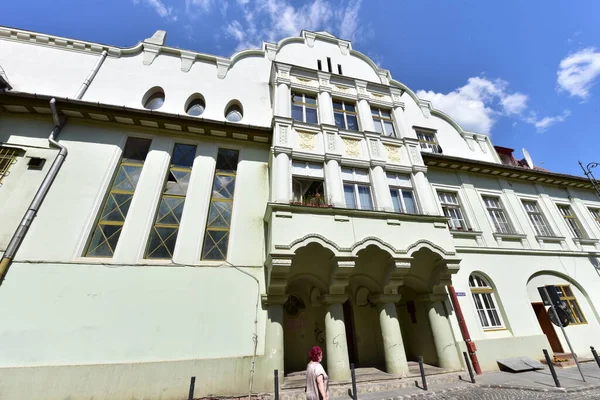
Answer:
[416, 77, 529, 134]
[225, 21, 246, 42]
[525, 110, 571, 132]
[557, 48, 600, 99]
[133, 0, 177, 22]
[185, 0, 216, 14]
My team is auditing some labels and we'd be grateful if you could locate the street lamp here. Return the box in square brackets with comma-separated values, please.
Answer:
[579, 161, 600, 198]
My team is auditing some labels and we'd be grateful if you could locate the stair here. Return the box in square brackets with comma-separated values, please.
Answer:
[279, 363, 463, 400]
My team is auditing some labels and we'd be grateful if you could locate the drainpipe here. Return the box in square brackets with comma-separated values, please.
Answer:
[0, 50, 108, 285]
[448, 285, 482, 375]
[0, 99, 67, 284]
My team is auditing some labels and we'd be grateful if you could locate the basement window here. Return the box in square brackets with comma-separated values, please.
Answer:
[27, 157, 46, 170]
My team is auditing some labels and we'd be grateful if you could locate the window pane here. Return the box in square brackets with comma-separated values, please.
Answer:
[390, 189, 401, 213]
[305, 95, 317, 104]
[373, 120, 384, 134]
[123, 138, 152, 161]
[292, 104, 304, 122]
[383, 121, 395, 136]
[305, 108, 318, 124]
[332, 101, 343, 111]
[86, 225, 122, 257]
[202, 230, 229, 260]
[344, 184, 356, 209]
[334, 112, 345, 129]
[146, 227, 179, 259]
[172, 144, 196, 167]
[358, 186, 373, 210]
[380, 110, 391, 118]
[371, 108, 379, 116]
[346, 115, 358, 131]
[345, 103, 356, 112]
[216, 149, 239, 173]
[402, 191, 417, 214]
[207, 201, 233, 228]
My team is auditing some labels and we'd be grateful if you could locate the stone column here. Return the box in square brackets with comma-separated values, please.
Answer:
[274, 64, 292, 118]
[355, 80, 375, 132]
[370, 294, 409, 376]
[272, 150, 291, 203]
[325, 156, 344, 207]
[262, 295, 288, 379]
[412, 168, 439, 216]
[317, 72, 334, 125]
[320, 294, 351, 381]
[390, 88, 414, 139]
[371, 162, 393, 212]
[426, 297, 462, 370]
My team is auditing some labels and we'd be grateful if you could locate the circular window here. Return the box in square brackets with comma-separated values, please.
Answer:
[225, 102, 243, 122]
[284, 295, 306, 318]
[185, 95, 206, 116]
[142, 87, 165, 110]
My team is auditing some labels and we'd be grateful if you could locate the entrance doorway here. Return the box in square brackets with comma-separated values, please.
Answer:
[343, 300, 358, 366]
[531, 302, 563, 353]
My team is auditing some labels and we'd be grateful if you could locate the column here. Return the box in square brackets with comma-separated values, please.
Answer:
[371, 295, 409, 376]
[325, 157, 344, 207]
[355, 80, 375, 132]
[371, 163, 393, 212]
[272, 150, 290, 203]
[427, 297, 462, 370]
[317, 72, 334, 125]
[320, 294, 351, 381]
[275, 82, 291, 117]
[390, 88, 415, 139]
[262, 295, 288, 380]
[412, 169, 438, 215]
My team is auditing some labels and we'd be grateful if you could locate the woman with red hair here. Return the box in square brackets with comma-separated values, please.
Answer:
[305, 346, 328, 400]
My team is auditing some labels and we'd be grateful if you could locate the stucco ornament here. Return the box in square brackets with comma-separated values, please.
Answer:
[370, 139, 381, 157]
[298, 131, 317, 150]
[278, 125, 289, 145]
[410, 146, 422, 164]
[342, 138, 361, 157]
[384, 144, 402, 163]
[327, 133, 337, 152]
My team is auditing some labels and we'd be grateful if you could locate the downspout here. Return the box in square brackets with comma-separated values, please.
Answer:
[0, 50, 108, 285]
[448, 285, 482, 375]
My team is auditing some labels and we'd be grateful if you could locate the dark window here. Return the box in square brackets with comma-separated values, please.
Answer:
[327, 57, 332, 73]
[27, 157, 46, 170]
[317, 60, 322, 71]
[338, 64, 343, 75]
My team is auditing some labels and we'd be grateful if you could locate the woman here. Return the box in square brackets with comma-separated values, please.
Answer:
[306, 346, 328, 400]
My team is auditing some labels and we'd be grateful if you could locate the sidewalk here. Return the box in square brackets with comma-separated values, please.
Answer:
[332, 361, 600, 400]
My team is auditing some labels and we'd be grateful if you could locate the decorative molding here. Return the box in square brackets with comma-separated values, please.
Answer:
[326, 133, 337, 152]
[278, 125, 289, 145]
[342, 138, 361, 157]
[180, 52, 196, 72]
[369, 139, 381, 158]
[298, 131, 318, 150]
[384, 144, 402, 163]
[405, 239, 456, 257]
[338, 41, 350, 56]
[142, 45, 160, 65]
[265, 43, 278, 61]
[305, 32, 316, 47]
[216, 59, 231, 79]
[409, 146, 422, 165]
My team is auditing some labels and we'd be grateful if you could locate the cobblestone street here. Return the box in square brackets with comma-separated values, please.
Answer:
[407, 386, 600, 399]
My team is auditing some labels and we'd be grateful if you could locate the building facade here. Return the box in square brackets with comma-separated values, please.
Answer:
[1, 27, 600, 400]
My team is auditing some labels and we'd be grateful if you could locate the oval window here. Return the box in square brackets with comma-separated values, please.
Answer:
[185, 95, 206, 116]
[225, 103, 243, 122]
[143, 88, 165, 110]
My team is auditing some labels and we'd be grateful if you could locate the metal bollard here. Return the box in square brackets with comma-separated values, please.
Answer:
[350, 363, 358, 400]
[592, 346, 600, 369]
[418, 356, 428, 391]
[463, 352, 475, 383]
[274, 369, 279, 400]
[188, 376, 196, 400]
[543, 349, 561, 388]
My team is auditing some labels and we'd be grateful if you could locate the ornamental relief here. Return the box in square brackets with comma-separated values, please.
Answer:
[278, 125, 289, 145]
[293, 76, 318, 88]
[298, 131, 318, 150]
[384, 144, 402, 163]
[342, 138, 361, 157]
[327, 133, 337, 152]
[369, 139, 381, 157]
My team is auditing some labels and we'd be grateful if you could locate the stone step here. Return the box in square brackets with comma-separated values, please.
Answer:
[279, 370, 463, 400]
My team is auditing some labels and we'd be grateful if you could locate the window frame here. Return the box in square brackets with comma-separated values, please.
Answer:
[555, 285, 587, 325]
[291, 160, 327, 206]
[416, 130, 442, 153]
[522, 200, 554, 237]
[341, 167, 373, 210]
[371, 107, 396, 137]
[0, 146, 20, 185]
[387, 172, 418, 214]
[437, 190, 469, 230]
[332, 99, 359, 131]
[291, 92, 319, 124]
[556, 204, 587, 238]
[589, 208, 600, 229]
[481, 195, 514, 234]
[469, 274, 505, 330]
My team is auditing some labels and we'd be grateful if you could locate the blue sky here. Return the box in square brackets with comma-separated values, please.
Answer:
[3, 0, 600, 177]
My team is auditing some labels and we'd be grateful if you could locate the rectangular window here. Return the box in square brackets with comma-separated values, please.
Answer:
[341, 167, 373, 210]
[522, 200, 553, 236]
[482, 195, 513, 234]
[371, 107, 396, 136]
[557, 204, 586, 238]
[337, 64, 343, 75]
[85, 137, 152, 257]
[201, 149, 240, 260]
[556, 285, 587, 325]
[333, 100, 359, 131]
[387, 172, 417, 214]
[416, 130, 442, 153]
[317, 60, 322, 71]
[292, 161, 326, 206]
[0, 147, 19, 184]
[145, 143, 197, 259]
[438, 191, 468, 230]
[291, 92, 318, 124]
[327, 57, 332, 73]
[590, 208, 600, 229]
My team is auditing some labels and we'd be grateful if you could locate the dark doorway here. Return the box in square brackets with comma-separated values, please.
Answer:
[532, 302, 564, 353]
[343, 300, 358, 366]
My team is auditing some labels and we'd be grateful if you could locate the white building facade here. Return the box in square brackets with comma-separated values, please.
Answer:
[1, 27, 600, 400]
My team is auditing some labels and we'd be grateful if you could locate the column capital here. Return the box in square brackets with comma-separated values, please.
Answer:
[267, 256, 292, 296]
[370, 159, 387, 168]
[329, 258, 355, 294]
[319, 294, 348, 305]
[369, 293, 402, 304]
[416, 293, 448, 303]
[261, 294, 289, 308]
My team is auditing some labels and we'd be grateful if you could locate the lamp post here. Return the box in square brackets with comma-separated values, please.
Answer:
[579, 161, 600, 198]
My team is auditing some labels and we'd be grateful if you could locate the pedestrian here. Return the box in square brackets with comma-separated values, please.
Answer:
[306, 345, 328, 400]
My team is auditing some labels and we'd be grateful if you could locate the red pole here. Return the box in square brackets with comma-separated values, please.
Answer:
[448, 285, 482, 375]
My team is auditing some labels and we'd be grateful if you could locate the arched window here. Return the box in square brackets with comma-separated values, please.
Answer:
[469, 273, 503, 329]
[225, 102, 243, 122]
[142, 87, 165, 110]
[185, 95, 205, 116]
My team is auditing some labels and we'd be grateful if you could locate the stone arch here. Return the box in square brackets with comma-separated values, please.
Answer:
[406, 239, 454, 259]
[351, 236, 398, 257]
[285, 234, 343, 256]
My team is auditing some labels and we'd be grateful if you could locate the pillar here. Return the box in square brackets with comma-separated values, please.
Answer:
[275, 83, 291, 117]
[412, 169, 439, 216]
[325, 157, 344, 207]
[262, 295, 288, 380]
[427, 297, 462, 370]
[390, 88, 414, 139]
[272, 151, 290, 203]
[356, 98, 375, 132]
[371, 163, 393, 212]
[317, 72, 334, 125]
[320, 294, 351, 381]
[371, 295, 409, 376]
